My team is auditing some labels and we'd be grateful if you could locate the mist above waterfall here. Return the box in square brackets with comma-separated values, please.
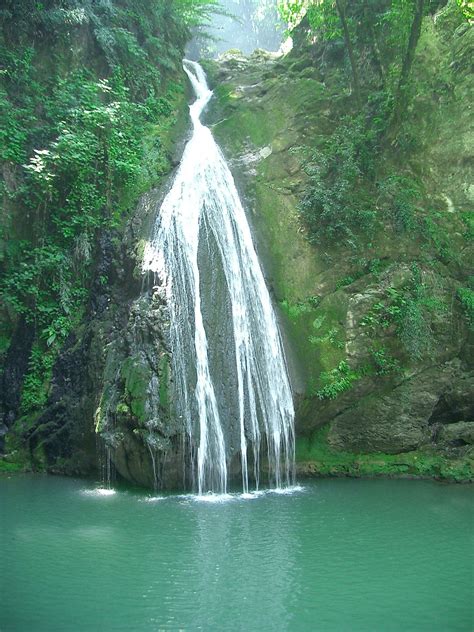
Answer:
[189, 0, 284, 58]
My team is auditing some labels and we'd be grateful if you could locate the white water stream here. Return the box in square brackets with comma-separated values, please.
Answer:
[143, 60, 295, 494]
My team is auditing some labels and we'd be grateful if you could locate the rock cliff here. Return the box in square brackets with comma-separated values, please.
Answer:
[203, 2, 473, 481]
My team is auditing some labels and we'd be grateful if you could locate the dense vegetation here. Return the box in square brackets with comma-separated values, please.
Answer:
[206, 0, 472, 480]
[274, 0, 473, 397]
[280, 0, 471, 244]
[0, 0, 217, 438]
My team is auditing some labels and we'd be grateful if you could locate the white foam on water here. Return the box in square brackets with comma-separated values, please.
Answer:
[193, 493, 234, 504]
[269, 485, 305, 496]
[144, 496, 166, 503]
[240, 490, 266, 500]
[81, 488, 117, 498]
[169, 487, 302, 504]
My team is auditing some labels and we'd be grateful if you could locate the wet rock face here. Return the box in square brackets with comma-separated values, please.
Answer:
[428, 373, 474, 425]
[94, 289, 189, 490]
[15, 13, 472, 486]
[31, 329, 98, 475]
[0, 318, 34, 435]
[83, 187, 191, 490]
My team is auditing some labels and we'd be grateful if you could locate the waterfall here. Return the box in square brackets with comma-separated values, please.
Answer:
[143, 60, 295, 495]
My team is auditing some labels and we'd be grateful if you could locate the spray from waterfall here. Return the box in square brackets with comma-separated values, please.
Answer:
[143, 60, 295, 494]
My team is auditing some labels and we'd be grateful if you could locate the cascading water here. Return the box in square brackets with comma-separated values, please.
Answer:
[143, 60, 295, 495]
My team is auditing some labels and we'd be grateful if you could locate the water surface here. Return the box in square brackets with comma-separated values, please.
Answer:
[1, 475, 472, 631]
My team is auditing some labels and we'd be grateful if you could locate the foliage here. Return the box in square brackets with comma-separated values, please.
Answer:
[278, 0, 311, 31]
[457, 286, 474, 329]
[0, 0, 216, 419]
[19, 345, 55, 416]
[378, 0, 418, 54]
[369, 346, 401, 375]
[279, 0, 345, 38]
[316, 360, 362, 399]
[361, 264, 441, 361]
[299, 116, 377, 246]
[196, 0, 283, 56]
[279, 0, 415, 65]
[174, 0, 222, 26]
[455, 0, 474, 20]
[310, 326, 344, 349]
[280, 296, 320, 319]
[285, 0, 466, 247]
[314, 343, 401, 400]
[335, 275, 357, 289]
[0, 459, 27, 473]
[377, 173, 421, 232]
[278, 0, 461, 128]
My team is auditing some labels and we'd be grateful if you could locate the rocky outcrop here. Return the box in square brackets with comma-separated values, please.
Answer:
[94, 287, 186, 490]
[0, 318, 34, 445]
[46, 184, 191, 489]
[328, 361, 472, 454]
[437, 421, 474, 446]
[203, 6, 473, 479]
[2, 173, 191, 488]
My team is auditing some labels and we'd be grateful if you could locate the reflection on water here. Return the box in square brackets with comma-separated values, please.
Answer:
[189, 488, 297, 630]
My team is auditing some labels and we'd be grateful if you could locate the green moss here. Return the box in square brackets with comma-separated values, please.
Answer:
[253, 181, 321, 299]
[283, 77, 327, 111]
[121, 357, 152, 423]
[280, 297, 316, 320]
[0, 434, 33, 473]
[457, 286, 474, 329]
[199, 59, 220, 83]
[278, 291, 351, 396]
[296, 426, 473, 482]
[116, 402, 130, 415]
[32, 444, 47, 470]
[0, 459, 25, 473]
[214, 106, 279, 154]
[211, 66, 326, 309]
[213, 83, 239, 107]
